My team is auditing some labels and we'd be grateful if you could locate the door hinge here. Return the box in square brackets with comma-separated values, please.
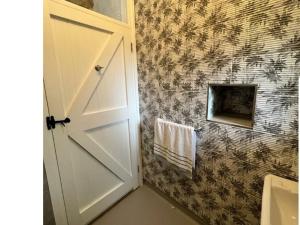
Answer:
[131, 42, 133, 52]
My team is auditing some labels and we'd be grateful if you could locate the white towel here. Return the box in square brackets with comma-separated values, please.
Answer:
[154, 118, 196, 178]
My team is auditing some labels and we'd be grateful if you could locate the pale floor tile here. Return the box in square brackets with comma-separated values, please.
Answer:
[90, 185, 200, 225]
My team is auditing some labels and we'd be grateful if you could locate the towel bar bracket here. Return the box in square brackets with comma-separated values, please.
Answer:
[194, 128, 203, 132]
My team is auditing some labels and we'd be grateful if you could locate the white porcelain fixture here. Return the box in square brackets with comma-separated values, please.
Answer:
[261, 174, 298, 225]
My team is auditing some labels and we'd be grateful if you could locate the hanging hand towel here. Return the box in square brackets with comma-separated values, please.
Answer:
[154, 118, 196, 178]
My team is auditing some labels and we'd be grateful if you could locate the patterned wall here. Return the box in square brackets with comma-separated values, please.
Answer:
[134, 0, 299, 224]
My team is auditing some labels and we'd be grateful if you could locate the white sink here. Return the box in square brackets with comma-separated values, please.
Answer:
[261, 174, 298, 225]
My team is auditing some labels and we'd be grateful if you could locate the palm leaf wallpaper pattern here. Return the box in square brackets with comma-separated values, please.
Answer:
[134, 0, 299, 224]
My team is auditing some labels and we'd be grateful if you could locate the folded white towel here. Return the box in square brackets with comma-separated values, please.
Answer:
[154, 118, 196, 178]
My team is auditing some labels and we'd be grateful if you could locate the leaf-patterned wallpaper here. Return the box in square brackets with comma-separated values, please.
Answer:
[135, 0, 299, 224]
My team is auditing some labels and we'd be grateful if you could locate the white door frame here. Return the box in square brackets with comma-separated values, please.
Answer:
[126, 0, 143, 186]
[43, 0, 142, 224]
[44, 82, 69, 225]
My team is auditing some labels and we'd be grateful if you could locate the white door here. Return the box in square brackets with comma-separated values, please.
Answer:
[43, 0, 140, 224]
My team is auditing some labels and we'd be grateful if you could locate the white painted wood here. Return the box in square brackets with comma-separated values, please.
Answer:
[127, 0, 143, 187]
[49, 0, 130, 31]
[86, 121, 132, 173]
[43, 83, 68, 225]
[44, 0, 140, 224]
[84, 41, 127, 113]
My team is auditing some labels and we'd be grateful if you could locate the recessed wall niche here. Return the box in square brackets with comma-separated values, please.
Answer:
[207, 84, 257, 129]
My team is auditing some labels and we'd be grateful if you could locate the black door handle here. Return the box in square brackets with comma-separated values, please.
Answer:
[46, 116, 71, 130]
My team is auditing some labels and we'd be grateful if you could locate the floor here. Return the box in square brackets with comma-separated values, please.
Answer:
[91, 185, 200, 225]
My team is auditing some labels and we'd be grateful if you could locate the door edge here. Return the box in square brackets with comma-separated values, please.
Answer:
[127, 0, 143, 188]
[44, 83, 69, 225]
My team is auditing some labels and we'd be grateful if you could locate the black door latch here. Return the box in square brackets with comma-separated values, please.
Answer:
[46, 116, 71, 130]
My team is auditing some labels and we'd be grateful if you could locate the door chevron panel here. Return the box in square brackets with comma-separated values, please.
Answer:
[80, 180, 132, 223]
[83, 39, 128, 114]
[67, 137, 123, 210]
[86, 120, 132, 174]
[79, 182, 123, 214]
[67, 33, 124, 118]
[50, 15, 111, 113]
[69, 131, 131, 181]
